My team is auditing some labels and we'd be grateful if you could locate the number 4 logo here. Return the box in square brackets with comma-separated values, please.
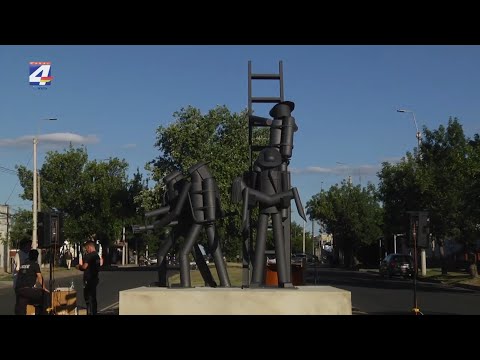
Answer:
[29, 62, 53, 86]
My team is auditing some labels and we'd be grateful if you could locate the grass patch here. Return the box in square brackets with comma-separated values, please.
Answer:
[460, 277, 480, 286]
[0, 273, 13, 281]
[169, 264, 243, 287]
[421, 268, 479, 286]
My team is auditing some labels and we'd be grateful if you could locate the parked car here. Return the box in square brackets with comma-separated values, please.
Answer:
[292, 253, 319, 265]
[379, 254, 414, 278]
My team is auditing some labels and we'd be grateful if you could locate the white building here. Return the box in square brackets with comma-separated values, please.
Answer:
[0, 205, 11, 273]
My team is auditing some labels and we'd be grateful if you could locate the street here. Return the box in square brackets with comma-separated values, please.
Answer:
[305, 266, 480, 315]
[0, 267, 163, 315]
[1, 266, 478, 315]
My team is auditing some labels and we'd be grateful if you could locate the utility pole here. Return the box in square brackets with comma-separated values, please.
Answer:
[32, 118, 57, 250]
[312, 220, 315, 255]
[32, 137, 38, 249]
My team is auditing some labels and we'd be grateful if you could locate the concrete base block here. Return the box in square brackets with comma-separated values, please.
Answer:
[119, 286, 352, 315]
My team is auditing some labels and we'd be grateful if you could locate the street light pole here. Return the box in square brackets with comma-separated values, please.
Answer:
[32, 118, 58, 250]
[397, 109, 422, 152]
[397, 109, 426, 277]
[32, 137, 38, 249]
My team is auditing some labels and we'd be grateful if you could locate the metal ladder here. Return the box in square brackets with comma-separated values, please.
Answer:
[244, 61, 290, 287]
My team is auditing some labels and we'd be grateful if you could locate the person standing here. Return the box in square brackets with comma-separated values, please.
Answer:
[76, 240, 100, 315]
[64, 249, 72, 270]
[15, 249, 50, 315]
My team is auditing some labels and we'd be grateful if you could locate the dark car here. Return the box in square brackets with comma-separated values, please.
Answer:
[293, 253, 319, 265]
[379, 254, 414, 278]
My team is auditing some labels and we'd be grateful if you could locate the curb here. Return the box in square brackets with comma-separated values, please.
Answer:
[359, 268, 480, 291]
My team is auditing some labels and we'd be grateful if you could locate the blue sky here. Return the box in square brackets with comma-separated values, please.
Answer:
[1, 45, 480, 231]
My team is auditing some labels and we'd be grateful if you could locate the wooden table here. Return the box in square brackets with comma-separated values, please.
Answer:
[51, 288, 77, 315]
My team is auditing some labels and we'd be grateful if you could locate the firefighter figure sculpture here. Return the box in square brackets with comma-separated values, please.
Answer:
[136, 163, 231, 288]
[232, 101, 306, 288]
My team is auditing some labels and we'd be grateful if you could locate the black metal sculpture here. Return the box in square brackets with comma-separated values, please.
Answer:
[138, 170, 217, 288]
[178, 161, 231, 288]
[232, 101, 306, 288]
[137, 162, 231, 288]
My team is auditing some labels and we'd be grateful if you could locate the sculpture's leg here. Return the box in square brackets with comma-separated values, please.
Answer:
[193, 243, 217, 287]
[250, 213, 269, 287]
[156, 232, 174, 287]
[242, 218, 251, 288]
[272, 212, 294, 288]
[205, 225, 231, 287]
[179, 224, 202, 287]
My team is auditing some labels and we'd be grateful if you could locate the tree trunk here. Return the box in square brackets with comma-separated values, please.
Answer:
[468, 252, 478, 278]
[438, 238, 447, 275]
[469, 264, 478, 278]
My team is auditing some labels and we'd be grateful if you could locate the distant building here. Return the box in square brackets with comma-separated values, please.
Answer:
[320, 233, 333, 247]
[0, 205, 11, 273]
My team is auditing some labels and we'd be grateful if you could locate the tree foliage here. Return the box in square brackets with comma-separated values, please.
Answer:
[290, 221, 312, 254]
[8, 209, 32, 248]
[379, 118, 480, 248]
[145, 105, 267, 259]
[16, 145, 144, 248]
[307, 181, 383, 266]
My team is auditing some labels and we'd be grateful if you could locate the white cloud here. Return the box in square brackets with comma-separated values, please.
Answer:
[122, 143, 137, 149]
[0, 133, 99, 148]
[291, 166, 333, 174]
[379, 156, 403, 164]
[292, 164, 380, 176]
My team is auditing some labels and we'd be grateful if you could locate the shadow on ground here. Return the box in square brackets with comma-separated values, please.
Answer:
[304, 267, 477, 295]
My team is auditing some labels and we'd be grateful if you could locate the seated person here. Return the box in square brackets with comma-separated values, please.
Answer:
[15, 249, 50, 315]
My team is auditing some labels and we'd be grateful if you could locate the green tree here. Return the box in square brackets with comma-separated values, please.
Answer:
[307, 181, 383, 267]
[8, 209, 32, 248]
[377, 153, 423, 246]
[16, 146, 141, 254]
[420, 118, 477, 276]
[290, 221, 312, 254]
[378, 118, 479, 277]
[145, 105, 267, 259]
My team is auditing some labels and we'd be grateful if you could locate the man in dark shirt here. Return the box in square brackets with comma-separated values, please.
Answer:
[15, 249, 50, 315]
[77, 240, 100, 315]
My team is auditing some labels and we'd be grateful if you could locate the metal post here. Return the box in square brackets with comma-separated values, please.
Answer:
[38, 174, 41, 212]
[244, 60, 253, 288]
[49, 248, 53, 293]
[302, 219, 306, 253]
[6, 205, 10, 273]
[312, 220, 314, 255]
[421, 249, 427, 276]
[32, 137, 38, 249]
[394, 234, 397, 254]
[412, 222, 419, 315]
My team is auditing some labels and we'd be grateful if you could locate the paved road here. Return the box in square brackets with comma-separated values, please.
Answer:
[0, 267, 164, 315]
[305, 266, 480, 315]
[1, 266, 478, 315]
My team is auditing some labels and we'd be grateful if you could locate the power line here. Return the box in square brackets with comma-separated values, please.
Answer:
[5, 153, 33, 205]
[0, 166, 17, 175]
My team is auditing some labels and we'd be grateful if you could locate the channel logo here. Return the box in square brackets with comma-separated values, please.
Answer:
[29, 61, 53, 86]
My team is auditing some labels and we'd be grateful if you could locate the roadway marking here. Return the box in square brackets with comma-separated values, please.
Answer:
[99, 301, 119, 313]
[352, 307, 368, 315]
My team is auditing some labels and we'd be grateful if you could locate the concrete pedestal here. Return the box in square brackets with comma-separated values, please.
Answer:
[119, 286, 351, 315]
